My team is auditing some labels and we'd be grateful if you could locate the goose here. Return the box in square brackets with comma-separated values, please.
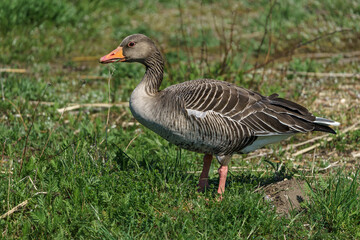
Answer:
[99, 34, 339, 196]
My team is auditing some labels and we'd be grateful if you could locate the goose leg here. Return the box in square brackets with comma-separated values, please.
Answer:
[216, 155, 232, 198]
[217, 165, 229, 195]
[198, 154, 213, 192]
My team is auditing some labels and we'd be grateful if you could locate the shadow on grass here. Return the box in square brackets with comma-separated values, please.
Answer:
[112, 144, 294, 197]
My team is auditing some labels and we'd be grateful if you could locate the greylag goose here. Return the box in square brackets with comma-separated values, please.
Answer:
[99, 34, 339, 196]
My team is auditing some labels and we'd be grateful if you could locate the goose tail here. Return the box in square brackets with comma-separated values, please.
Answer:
[314, 117, 340, 134]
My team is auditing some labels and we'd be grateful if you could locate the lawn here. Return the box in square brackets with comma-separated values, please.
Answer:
[1, 0, 360, 239]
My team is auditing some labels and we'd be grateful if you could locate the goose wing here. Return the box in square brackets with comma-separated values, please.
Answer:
[172, 79, 318, 136]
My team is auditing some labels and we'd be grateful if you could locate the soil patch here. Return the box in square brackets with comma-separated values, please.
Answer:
[263, 178, 308, 215]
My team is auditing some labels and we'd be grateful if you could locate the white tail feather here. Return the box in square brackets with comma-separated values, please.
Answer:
[315, 117, 340, 127]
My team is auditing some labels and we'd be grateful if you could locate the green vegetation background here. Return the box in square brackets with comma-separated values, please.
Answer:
[1, 0, 359, 239]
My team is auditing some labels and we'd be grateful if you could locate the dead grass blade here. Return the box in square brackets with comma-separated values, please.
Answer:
[0, 192, 48, 219]
[318, 161, 339, 172]
[0, 68, 27, 73]
[125, 132, 141, 151]
[286, 71, 360, 79]
[351, 152, 360, 158]
[57, 102, 128, 113]
[0, 200, 29, 219]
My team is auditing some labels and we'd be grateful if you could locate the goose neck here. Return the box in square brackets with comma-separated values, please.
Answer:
[142, 52, 164, 95]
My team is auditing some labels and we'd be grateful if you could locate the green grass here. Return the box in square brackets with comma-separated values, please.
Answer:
[305, 169, 360, 237]
[1, 0, 360, 239]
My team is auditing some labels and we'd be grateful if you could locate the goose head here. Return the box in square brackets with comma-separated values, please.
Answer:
[99, 34, 159, 65]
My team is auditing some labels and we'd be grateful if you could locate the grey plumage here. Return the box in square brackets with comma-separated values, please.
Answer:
[134, 78, 337, 157]
[100, 33, 339, 194]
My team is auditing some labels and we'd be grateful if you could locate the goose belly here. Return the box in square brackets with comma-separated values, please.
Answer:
[134, 112, 246, 155]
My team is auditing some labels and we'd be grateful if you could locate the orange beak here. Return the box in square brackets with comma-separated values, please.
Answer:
[99, 47, 126, 64]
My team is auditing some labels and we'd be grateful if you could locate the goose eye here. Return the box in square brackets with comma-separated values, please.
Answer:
[128, 41, 136, 47]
